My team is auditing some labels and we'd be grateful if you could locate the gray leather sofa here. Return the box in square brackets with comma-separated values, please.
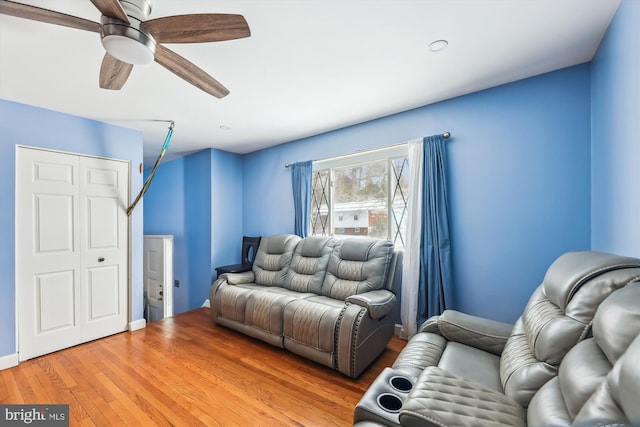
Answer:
[210, 234, 402, 378]
[354, 251, 640, 426]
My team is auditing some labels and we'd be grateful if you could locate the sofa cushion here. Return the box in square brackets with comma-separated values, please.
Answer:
[572, 336, 640, 426]
[500, 251, 640, 407]
[591, 282, 640, 363]
[543, 251, 640, 310]
[321, 238, 394, 300]
[438, 342, 503, 392]
[244, 288, 315, 336]
[213, 284, 268, 323]
[252, 234, 301, 287]
[527, 282, 640, 426]
[283, 296, 344, 353]
[284, 236, 335, 294]
[526, 252, 640, 365]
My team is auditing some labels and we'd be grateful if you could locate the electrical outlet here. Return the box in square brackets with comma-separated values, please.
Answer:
[174, 279, 180, 288]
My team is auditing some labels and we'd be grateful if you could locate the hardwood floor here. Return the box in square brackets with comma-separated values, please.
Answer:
[0, 308, 405, 426]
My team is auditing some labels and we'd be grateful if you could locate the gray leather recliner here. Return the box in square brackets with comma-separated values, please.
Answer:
[398, 281, 640, 427]
[354, 251, 640, 426]
[211, 233, 302, 346]
[211, 234, 402, 378]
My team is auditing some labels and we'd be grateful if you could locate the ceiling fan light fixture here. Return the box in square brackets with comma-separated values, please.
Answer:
[100, 17, 156, 65]
[102, 33, 155, 64]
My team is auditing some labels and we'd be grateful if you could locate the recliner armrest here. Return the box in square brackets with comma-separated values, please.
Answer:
[346, 290, 396, 320]
[419, 310, 513, 355]
[400, 366, 525, 427]
[418, 315, 441, 333]
[226, 271, 256, 285]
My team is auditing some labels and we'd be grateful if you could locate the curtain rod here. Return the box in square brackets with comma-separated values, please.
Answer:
[284, 131, 451, 168]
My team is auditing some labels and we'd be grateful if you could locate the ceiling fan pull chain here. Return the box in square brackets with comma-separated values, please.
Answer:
[126, 121, 175, 216]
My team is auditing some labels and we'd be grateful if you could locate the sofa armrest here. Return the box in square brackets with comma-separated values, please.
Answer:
[419, 310, 513, 356]
[346, 290, 396, 320]
[400, 366, 525, 427]
[418, 315, 441, 333]
[337, 291, 397, 377]
[225, 271, 256, 285]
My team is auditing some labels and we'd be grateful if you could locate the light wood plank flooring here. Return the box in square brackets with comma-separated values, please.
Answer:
[0, 308, 406, 426]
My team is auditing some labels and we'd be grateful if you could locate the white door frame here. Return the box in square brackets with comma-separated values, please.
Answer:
[15, 145, 132, 361]
[144, 235, 174, 322]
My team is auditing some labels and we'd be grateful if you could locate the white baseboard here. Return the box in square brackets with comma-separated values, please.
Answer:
[395, 323, 402, 337]
[128, 318, 146, 332]
[201, 299, 210, 308]
[0, 353, 19, 371]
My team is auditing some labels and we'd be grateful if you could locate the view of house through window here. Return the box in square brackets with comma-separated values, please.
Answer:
[310, 145, 409, 247]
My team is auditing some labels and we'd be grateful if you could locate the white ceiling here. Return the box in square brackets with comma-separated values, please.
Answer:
[0, 0, 620, 164]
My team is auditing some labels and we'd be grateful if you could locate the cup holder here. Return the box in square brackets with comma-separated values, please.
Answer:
[377, 393, 403, 413]
[389, 375, 413, 393]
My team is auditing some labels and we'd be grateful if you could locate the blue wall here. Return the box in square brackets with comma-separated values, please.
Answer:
[143, 148, 243, 313]
[0, 99, 144, 358]
[210, 149, 244, 281]
[243, 65, 592, 323]
[183, 151, 213, 310]
[143, 158, 190, 313]
[591, 0, 640, 257]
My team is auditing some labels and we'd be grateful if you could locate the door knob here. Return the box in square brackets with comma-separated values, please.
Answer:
[98, 257, 105, 262]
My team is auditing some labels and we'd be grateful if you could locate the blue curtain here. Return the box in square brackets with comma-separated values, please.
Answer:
[418, 135, 453, 324]
[291, 160, 313, 237]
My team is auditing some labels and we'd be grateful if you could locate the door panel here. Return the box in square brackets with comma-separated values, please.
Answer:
[36, 270, 76, 332]
[17, 147, 130, 360]
[80, 156, 128, 342]
[86, 167, 119, 187]
[87, 196, 119, 249]
[87, 265, 120, 320]
[17, 148, 82, 361]
[34, 194, 75, 253]
[33, 160, 74, 184]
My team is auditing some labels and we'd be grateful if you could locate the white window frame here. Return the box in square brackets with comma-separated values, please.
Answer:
[310, 144, 409, 244]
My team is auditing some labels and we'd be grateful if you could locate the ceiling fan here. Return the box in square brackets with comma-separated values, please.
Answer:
[0, 0, 250, 98]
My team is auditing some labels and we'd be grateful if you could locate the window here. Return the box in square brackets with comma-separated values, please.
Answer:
[310, 145, 409, 247]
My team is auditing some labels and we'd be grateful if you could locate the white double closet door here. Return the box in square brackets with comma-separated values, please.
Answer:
[16, 147, 129, 361]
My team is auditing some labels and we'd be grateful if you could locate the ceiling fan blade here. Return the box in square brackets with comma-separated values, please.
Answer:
[0, 0, 100, 32]
[154, 44, 229, 98]
[89, 0, 129, 23]
[99, 53, 133, 90]
[144, 14, 250, 43]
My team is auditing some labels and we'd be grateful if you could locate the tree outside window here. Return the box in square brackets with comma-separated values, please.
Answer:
[310, 146, 409, 247]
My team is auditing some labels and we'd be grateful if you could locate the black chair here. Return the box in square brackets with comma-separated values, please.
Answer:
[215, 236, 261, 279]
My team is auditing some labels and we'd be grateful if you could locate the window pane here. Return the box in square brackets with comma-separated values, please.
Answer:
[311, 170, 330, 235]
[308, 145, 409, 248]
[332, 160, 388, 239]
[390, 157, 409, 247]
